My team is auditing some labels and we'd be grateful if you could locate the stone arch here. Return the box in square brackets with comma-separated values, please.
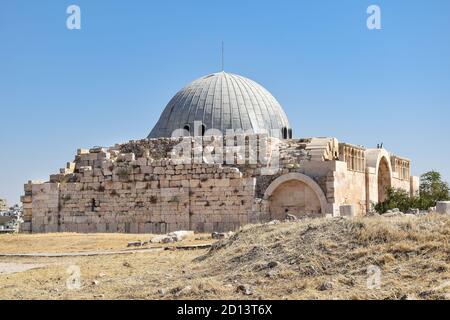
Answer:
[365, 149, 393, 174]
[264, 173, 328, 220]
[183, 124, 191, 135]
[365, 149, 393, 203]
[377, 156, 392, 202]
[282, 127, 288, 139]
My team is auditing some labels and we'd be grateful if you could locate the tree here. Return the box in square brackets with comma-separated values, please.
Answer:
[418, 170, 450, 208]
[374, 170, 449, 213]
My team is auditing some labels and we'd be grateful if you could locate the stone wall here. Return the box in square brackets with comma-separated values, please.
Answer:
[20, 135, 419, 233]
[22, 160, 256, 234]
[21, 135, 287, 234]
[331, 162, 367, 215]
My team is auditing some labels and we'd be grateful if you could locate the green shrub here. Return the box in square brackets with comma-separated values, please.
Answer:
[374, 188, 411, 213]
[374, 170, 449, 213]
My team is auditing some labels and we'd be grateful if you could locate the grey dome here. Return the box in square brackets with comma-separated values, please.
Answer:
[148, 72, 292, 139]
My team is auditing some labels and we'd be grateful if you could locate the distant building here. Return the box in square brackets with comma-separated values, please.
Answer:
[20, 72, 419, 234]
[0, 204, 22, 233]
[0, 198, 8, 212]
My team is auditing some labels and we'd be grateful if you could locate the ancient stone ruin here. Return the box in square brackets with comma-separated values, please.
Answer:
[20, 72, 419, 234]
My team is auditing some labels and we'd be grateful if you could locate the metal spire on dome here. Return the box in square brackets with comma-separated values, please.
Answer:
[221, 41, 224, 72]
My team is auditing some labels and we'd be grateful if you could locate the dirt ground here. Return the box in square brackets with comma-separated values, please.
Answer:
[0, 232, 211, 254]
[0, 263, 46, 275]
[0, 214, 449, 300]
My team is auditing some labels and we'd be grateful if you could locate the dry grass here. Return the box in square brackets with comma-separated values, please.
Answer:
[0, 214, 449, 300]
[0, 233, 211, 254]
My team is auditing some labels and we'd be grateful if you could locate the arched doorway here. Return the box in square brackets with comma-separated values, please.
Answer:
[377, 157, 391, 202]
[264, 173, 328, 220]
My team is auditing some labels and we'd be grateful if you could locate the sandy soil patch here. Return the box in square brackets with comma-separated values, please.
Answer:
[0, 263, 46, 275]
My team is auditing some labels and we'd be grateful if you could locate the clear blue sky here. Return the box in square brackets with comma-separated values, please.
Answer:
[1, 0, 449, 205]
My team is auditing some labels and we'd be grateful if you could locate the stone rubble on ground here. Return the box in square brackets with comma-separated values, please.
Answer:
[318, 282, 333, 291]
[127, 241, 148, 247]
[169, 285, 192, 297]
[285, 214, 298, 221]
[267, 261, 279, 269]
[211, 231, 234, 240]
[382, 209, 405, 217]
[236, 284, 253, 296]
[407, 208, 420, 215]
[366, 210, 380, 216]
[158, 288, 167, 295]
[380, 207, 439, 218]
[150, 230, 195, 244]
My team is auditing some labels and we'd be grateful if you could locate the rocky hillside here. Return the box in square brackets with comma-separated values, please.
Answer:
[1, 214, 448, 300]
[191, 214, 450, 299]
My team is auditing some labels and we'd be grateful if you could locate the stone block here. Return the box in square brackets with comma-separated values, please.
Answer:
[339, 205, 355, 217]
[90, 147, 106, 153]
[117, 153, 135, 162]
[21, 195, 32, 203]
[24, 183, 33, 193]
[153, 167, 165, 175]
[189, 179, 200, 188]
[77, 148, 89, 155]
[168, 230, 194, 241]
[214, 179, 230, 187]
[436, 201, 450, 214]
[97, 223, 106, 233]
[19, 222, 32, 233]
[136, 182, 148, 189]
[141, 166, 153, 174]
